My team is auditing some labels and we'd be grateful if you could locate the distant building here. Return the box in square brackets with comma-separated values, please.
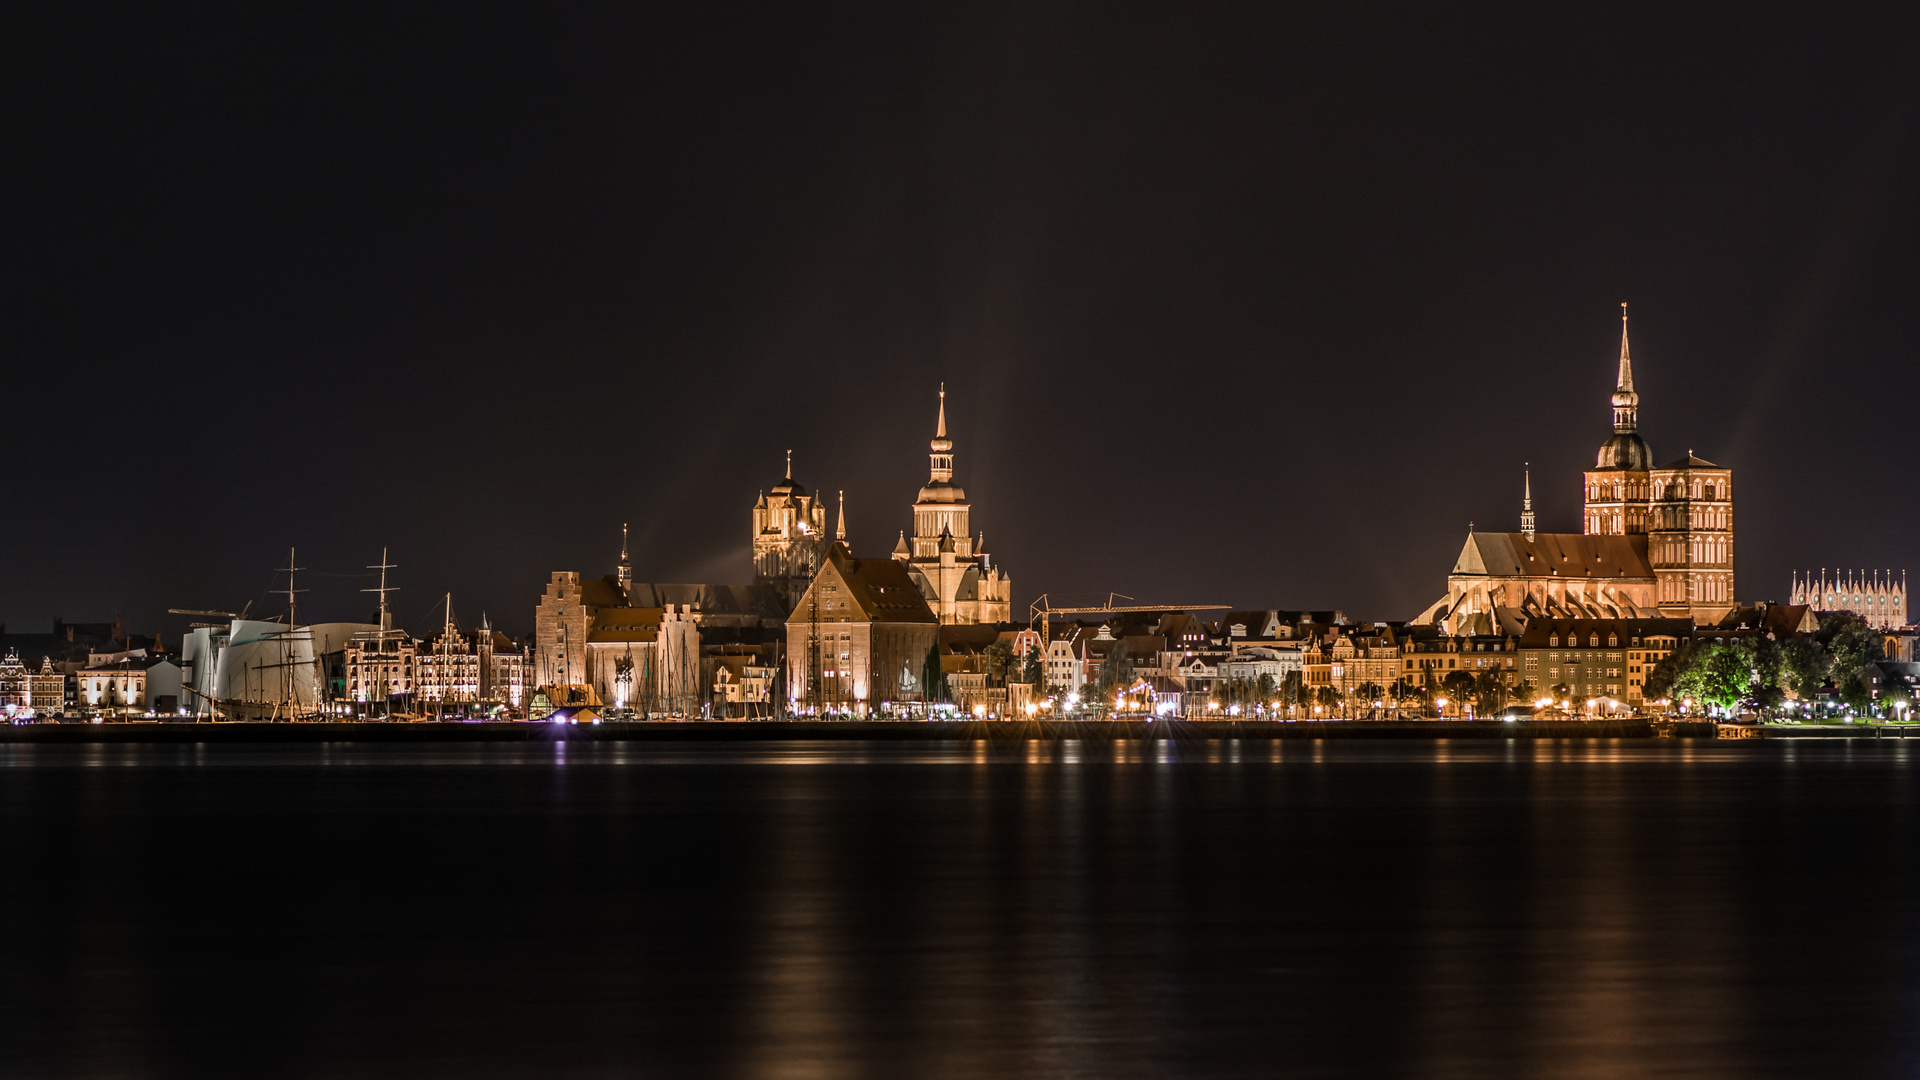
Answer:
[710, 649, 777, 718]
[411, 615, 529, 713]
[345, 633, 416, 712]
[1419, 306, 1736, 630]
[787, 542, 940, 715]
[894, 388, 1011, 625]
[1517, 617, 1694, 706]
[531, 537, 784, 716]
[77, 660, 147, 713]
[0, 650, 27, 715]
[752, 457, 834, 608]
[1044, 625, 1096, 695]
[1302, 625, 1402, 705]
[1421, 530, 1661, 636]
[1218, 646, 1303, 685]
[534, 526, 787, 692]
[416, 625, 480, 706]
[31, 656, 66, 716]
[1790, 570, 1908, 630]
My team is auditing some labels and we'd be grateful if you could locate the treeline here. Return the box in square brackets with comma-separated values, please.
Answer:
[1644, 611, 1892, 715]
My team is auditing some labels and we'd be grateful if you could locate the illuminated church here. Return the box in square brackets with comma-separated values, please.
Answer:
[752, 451, 840, 606]
[891, 387, 1011, 625]
[1420, 305, 1736, 632]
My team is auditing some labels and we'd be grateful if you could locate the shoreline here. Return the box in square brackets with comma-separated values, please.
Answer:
[0, 719, 1742, 742]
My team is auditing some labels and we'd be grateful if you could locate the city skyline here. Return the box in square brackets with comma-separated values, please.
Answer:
[5, 8, 1918, 638]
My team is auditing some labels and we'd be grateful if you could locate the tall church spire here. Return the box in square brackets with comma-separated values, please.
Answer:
[1617, 302, 1634, 392]
[617, 522, 632, 593]
[928, 384, 955, 482]
[1521, 463, 1536, 540]
[1611, 302, 1639, 433]
[836, 490, 847, 541]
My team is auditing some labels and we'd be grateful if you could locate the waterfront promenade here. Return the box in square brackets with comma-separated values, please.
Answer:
[0, 718, 1726, 743]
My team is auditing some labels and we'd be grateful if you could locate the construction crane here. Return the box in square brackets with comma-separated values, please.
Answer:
[1028, 594, 1232, 642]
[168, 603, 252, 628]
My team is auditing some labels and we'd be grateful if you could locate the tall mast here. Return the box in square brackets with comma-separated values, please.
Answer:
[275, 546, 308, 627]
[362, 547, 400, 716]
[269, 547, 311, 720]
[364, 547, 399, 637]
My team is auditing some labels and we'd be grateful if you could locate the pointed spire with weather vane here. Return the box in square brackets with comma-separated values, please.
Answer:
[1612, 302, 1639, 433]
[617, 522, 632, 596]
[928, 383, 954, 482]
[836, 490, 847, 542]
[1521, 464, 1536, 540]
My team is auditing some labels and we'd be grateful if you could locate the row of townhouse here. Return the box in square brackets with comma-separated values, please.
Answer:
[1, 648, 184, 718]
[344, 624, 531, 715]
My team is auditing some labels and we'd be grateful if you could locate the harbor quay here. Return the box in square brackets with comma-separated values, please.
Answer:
[0, 718, 1761, 743]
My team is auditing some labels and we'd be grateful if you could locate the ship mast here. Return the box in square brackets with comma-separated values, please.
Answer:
[362, 547, 401, 717]
[267, 547, 312, 721]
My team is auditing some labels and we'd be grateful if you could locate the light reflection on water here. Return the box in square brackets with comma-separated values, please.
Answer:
[0, 736, 1869, 769]
[0, 738, 1913, 1079]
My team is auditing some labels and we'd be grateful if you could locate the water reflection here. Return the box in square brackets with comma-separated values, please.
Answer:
[0, 740, 1912, 1077]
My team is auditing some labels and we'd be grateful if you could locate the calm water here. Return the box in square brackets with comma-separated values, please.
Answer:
[1, 737, 1916, 1078]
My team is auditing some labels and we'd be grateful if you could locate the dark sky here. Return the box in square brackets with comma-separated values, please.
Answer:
[5, 4, 1918, 639]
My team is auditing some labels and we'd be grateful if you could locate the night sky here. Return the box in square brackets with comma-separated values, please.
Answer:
[6, 5, 1918, 639]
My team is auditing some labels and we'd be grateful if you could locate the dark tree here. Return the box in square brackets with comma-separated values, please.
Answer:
[1819, 612, 1885, 704]
[1643, 643, 1694, 701]
[1737, 636, 1786, 713]
[1439, 670, 1476, 707]
[1472, 669, 1509, 715]
[1281, 670, 1308, 707]
[1781, 636, 1829, 701]
[1256, 673, 1278, 704]
[984, 638, 1014, 684]
[921, 645, 947, 703]
[1096, 640, 1134, 697]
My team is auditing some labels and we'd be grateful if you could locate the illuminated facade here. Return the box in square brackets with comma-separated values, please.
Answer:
[344, 635, 416, 708]
[1581, 305, 1736, 623]
[78, 662, 146, 711]
[753, 454, 832, 606]
[31, 657, 65, 716]
[1791, 570, 1909, 630]
[1422, 305, 1735, 630]
[788, 542, 940, 714]
[416, 624, 481, 705]
[0, 650, 26, 713]
[1517, 617, 1694, 705]
[1302, 625, 1402, 702]
[895, 388, 1012, 625]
